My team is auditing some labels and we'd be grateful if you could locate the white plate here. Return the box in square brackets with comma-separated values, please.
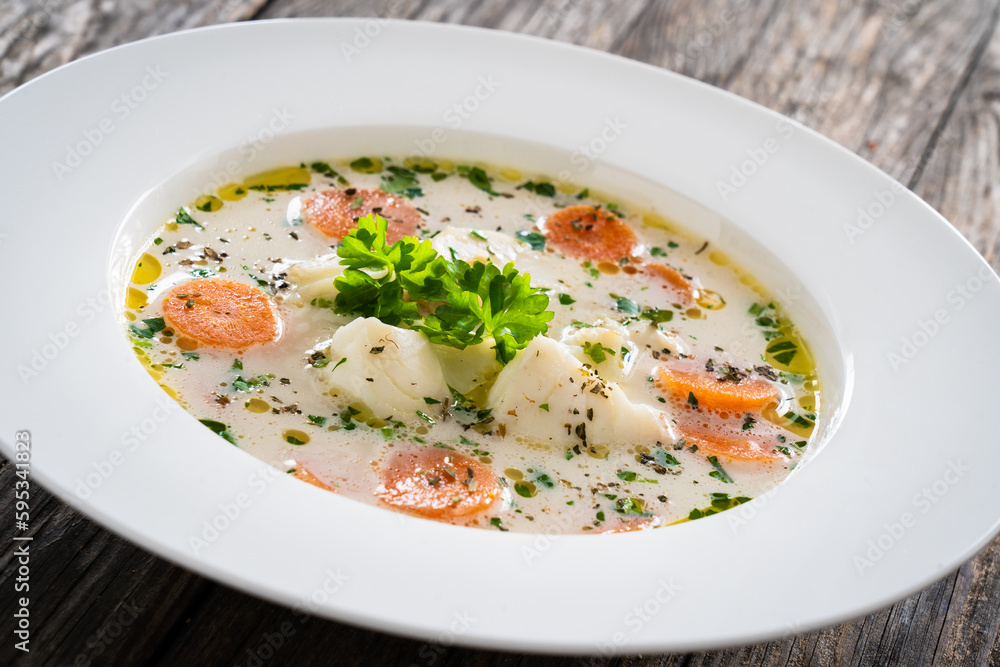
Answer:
[2, 19, 999, 655]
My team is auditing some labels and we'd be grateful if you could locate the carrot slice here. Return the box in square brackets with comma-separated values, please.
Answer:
[376, 448, 500, 519]
[538, 205, 639, 261]
[643, 263, 695, 304]
[292, 465, 337, 492]
[656, 366, 779, 412]
[303, 188, 421, 244]
[682, 430, 783, 461]
[162, 278, 278, 349]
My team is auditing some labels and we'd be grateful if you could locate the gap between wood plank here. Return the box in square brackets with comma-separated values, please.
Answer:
[907, 1, 1000, 190]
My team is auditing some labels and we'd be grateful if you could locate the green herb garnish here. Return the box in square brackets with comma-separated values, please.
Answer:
[332, 215, 552, 364]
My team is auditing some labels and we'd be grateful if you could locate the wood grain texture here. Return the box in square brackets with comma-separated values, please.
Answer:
[3, 0, 1000, 665]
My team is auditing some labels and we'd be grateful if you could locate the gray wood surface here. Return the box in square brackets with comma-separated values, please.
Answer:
[2, 0, 1000, 664]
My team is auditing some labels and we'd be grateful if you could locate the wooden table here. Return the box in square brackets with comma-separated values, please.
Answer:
[3, 1, 999, 664]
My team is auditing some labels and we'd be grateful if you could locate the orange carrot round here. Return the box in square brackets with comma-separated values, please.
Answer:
[292, 465, 337, 492]
[539, 205, 639, 261]
[643, 263, 695, 304]
[682, 430, 784, 461]
[162, 278, 278, 349]
[376, 448, 500, 519]
[303, 188, 421, 244]
[656, 366, 779, 412]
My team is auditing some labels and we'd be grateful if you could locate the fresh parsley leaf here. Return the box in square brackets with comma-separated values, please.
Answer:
[333, 215, 552, 365]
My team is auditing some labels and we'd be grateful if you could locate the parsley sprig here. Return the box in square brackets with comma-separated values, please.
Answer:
[331, 215, 553, 364]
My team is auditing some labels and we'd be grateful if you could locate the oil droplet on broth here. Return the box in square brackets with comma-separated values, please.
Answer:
[194, 194, 223, 212]
[284, 429, 310, 445]
[514, 480, 538, 497]
[131, 253, 161, 285]
[348, 158, 383, 174]
[217, 183, 248, 201]
[695, 289, 726, 310]
[245, 398, 270, 413]
[244, 166, 311, 190]
[404, 157, 438, 173]
[126, 287, 148, 310]
[176, 337, 199, 351]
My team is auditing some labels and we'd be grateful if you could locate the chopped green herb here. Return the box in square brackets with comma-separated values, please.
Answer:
[613, 296, 640, 315]
[520, 181, 556, 197]
[707, 456, 734, 483]
[380, 165, 423, 198]
[465, 166, 499, 196]
[199, 419, 237, 446]
[515, 230, 546, 251]
[333, 215, 552, 365]
[350, 157, 382, 173]
[175, 208, 203, 230]
[582, 341, 616, 365]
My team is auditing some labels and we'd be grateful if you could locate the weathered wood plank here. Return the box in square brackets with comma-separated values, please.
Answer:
[0, 459, 212, 667]
[0, 0, 269, 95]
[2, 0, 1000, 665]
